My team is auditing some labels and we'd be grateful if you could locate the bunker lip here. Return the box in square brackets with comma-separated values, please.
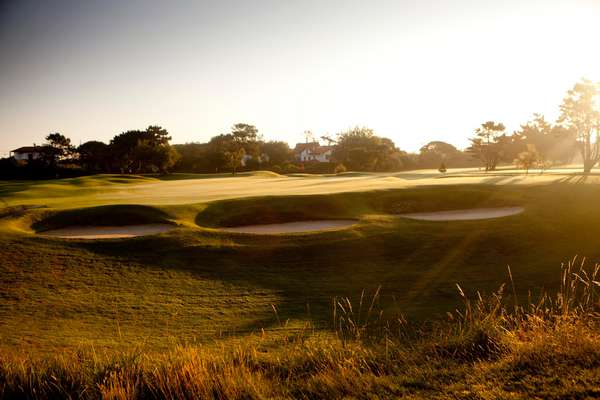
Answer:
[220, 220, 357, 234]
[39, 224, 174, 239]
[399, 207, 524, 221]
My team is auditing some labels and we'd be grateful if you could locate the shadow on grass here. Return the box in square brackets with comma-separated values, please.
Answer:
[31, 204, 175, 232]
[555, 174, 590, 184]
[0, 181, 38, 199]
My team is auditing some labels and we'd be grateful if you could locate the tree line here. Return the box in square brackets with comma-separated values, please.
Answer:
[465, 79, 600, 173]
[1, 126, 180, 179]
[1, 79, 599, 179]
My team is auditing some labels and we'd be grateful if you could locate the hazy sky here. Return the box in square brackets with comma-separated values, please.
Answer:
[1, 0, 600, 156]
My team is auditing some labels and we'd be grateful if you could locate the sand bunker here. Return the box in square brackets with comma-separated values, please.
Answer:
[221, 220, 357, 234]
[399, 207, 524, 221]
[40, 224, 174, 239]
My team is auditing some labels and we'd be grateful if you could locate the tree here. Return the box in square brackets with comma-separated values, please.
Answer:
[109, 126, 179, 174]
[78, 141, 110, 172]
[132, 140, 180, 173]
[172, 142, 213, 172]
[45, 132, 75, 161]
[206, 134, 235, 172]
[224, 147, 246, 175]
[261, 141, 293, 166]
[514, 144, 541, 174]
[438, 162, 447, 173]
[418, 141, 463, 168]
[206, 123, 261, 174]
[514, 114, 577, 168]
[558, 79, 600, 173]
[467, 121, 507, 171]
[230, 123, 260, 157]
[332, 127, 404, 171]
[145, 125, 172, 146]
[109, 130, 146, 173]
[548, 124, 578, 165]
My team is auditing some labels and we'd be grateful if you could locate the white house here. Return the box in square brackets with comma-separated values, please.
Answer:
[10, 146, 44, 161]
[294, 142, 333, 163]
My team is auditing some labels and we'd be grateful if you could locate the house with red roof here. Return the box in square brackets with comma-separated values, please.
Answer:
[294, 142, 333, 163]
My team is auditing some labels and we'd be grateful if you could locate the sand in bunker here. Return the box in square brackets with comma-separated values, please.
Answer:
[399, 207, 524, 221]
[40, 224, 174, 239]
[221, 220, 356, 234]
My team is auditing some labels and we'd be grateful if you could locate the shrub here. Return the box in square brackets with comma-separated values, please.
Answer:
[270, 165, 283, 174]
[281, 163, 301, 174]
[334, 164, 347, 174]
[303, 162, 336, 174]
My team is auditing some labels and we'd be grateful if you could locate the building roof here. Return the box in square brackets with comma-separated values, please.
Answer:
[293, 143, 332, 154]
[293, 142, 319, 153]
[11, 145, 60, 154]
[11, 146, 43, 153]
[312, 146, 333, 155]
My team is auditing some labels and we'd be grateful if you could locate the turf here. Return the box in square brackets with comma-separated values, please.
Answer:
[3, 168, 600, 209]
[1, 170, 600, 356]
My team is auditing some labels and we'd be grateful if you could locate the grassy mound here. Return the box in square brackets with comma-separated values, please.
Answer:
[31, 205, 174, 232]
[195, 186, 519, 228]
[196, 195, 362, 228]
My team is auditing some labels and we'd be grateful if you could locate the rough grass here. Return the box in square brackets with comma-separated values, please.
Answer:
[0, 262, 597, 399]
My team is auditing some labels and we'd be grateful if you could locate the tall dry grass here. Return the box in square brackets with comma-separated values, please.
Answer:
[0, 260, 598, 399]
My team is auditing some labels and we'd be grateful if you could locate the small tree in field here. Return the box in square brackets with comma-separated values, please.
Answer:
[225, 147, 246, 175]
[514, 144, 541, 174]
[334, 163, 347, 174]
[467, 121, 507, 171]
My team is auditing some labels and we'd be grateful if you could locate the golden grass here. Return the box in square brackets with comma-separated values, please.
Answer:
[1, 260, 597, 399]
[5, 169, 600, 209]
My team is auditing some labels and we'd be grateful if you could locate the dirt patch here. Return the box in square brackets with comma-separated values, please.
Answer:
[220, 220, 357, 234]
[399, 207, 524, 221]
[40, 224, 174, 239]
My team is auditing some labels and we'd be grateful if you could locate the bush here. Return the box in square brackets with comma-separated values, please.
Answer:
[281, 163, 301, 174]
[303, 162, 336, 174]
[269, 165, 283, 174]
[334, 164, 347, 174]
[0, 157, 86, 180]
